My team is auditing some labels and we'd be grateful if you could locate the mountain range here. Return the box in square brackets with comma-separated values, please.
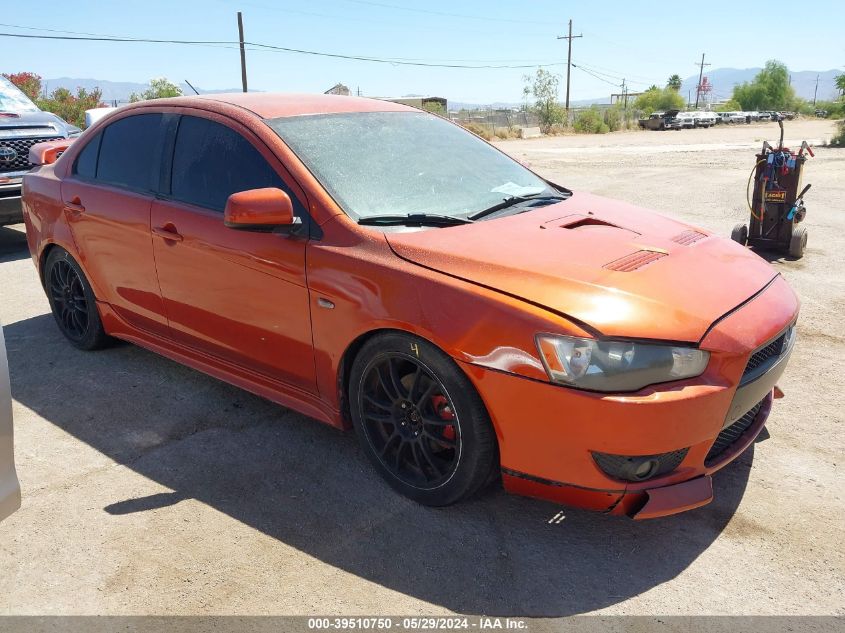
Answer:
[43, 66, 842, 109]
[40, 77, 243, 104]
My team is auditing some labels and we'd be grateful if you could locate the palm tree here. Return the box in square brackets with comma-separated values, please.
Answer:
[667, 74, 682, 91]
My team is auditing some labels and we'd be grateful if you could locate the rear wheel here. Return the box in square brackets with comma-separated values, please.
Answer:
[788, 226, 807, 259]
[44, 249, 110, 350]
[349, 333, 497, 506]
[731, 223, 748, 245]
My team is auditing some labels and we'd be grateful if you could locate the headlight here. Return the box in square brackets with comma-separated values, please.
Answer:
[536, 334, 709, 392]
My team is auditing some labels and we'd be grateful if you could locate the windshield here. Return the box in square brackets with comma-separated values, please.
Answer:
[0, 76, 39, 113]
[267, 111, 551, 220]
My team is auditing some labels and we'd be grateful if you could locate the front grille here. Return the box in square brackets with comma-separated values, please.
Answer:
[742, 328, 791, 381]
[705, 400, 764, 466]
[592, 448, 689, 482]
[0, 136, 63, 173]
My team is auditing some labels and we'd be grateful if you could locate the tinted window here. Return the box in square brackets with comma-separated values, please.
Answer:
[171, 116, 291, 212]
[96, 113, 163, 191]
[73, 132, 101, 179]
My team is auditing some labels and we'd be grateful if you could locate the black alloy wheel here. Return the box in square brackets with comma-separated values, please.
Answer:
[350, 333, 497, 506]
[359, 353, 461, 489]
[44, 249, 110, 350]
[48, 259, 89, 341]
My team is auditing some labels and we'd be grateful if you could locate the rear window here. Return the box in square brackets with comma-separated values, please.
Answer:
[73, 132, 101, 179]
[96, 113, 164, 191]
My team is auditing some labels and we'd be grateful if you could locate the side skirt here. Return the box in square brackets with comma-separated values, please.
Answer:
[97, 302, 344, 429]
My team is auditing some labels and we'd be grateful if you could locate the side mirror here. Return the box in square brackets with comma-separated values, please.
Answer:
[224, 188, 299, 233]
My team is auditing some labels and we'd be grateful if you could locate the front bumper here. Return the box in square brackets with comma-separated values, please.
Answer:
[0, 177, 24, 226]
[460, 275, 798, 518]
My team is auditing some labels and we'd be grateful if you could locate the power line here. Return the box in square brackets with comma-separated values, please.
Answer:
[570, 61, 655, 86]
[571, 63, 620, 88]
[0, 31, 566, 69]
[0, 20, 563, 64]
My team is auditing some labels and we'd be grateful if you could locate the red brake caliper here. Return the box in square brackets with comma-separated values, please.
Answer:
[431, 395, 456, 441]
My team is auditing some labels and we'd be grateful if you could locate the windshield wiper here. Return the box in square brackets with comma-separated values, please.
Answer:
[358, 213, 474, 227]
[469, 191, 569, 221]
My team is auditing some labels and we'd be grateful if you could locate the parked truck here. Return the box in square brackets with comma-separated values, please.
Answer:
[637, 109, 681, 131]
[0, 76, 81, 226]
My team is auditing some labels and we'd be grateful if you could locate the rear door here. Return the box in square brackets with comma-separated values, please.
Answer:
[60, 113, 171, 336]
[0, 322, 20, 521]
[150, 113, 316, 393]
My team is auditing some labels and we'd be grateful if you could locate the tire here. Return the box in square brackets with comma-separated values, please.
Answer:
[731, 223, 748, 245]
[44, 248, 111, 350]
[788, 226, 807, 259]
[349, 332, 497, 506]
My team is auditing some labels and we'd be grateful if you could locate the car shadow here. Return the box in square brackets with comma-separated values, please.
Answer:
[3, 314, 752, 616]
[0, 225, 30, 264]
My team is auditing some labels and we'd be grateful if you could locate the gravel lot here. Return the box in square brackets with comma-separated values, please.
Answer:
[0, 119, 842, 616]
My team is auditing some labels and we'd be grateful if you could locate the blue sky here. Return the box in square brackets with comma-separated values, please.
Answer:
[2, 0, 843, 103]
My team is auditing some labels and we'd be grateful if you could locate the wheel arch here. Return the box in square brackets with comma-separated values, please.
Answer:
[336, 327, 432, 429]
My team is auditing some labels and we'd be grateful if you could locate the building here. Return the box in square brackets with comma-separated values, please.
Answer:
[324, 83, 351, 96]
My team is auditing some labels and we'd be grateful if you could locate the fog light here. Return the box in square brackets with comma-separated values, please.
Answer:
[591, 449, 689, 483]
[632, 459, 659, 481]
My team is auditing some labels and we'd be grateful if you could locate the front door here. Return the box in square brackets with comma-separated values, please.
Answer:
[151, 114, 316, 393]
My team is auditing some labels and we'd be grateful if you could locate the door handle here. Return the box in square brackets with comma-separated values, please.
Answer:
[152, 225, 183, 242]
[63, 197, 85, 216]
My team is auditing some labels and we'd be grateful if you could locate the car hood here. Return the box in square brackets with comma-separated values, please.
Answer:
[384, 192, 778, 343]
[0, 110, 78, 137]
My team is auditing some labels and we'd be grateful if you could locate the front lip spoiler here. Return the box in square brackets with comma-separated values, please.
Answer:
[632, 476, 713, 520]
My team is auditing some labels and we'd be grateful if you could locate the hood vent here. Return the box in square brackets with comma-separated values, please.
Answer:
[671, 229, 707, 246]
[604, 250, 667, 272]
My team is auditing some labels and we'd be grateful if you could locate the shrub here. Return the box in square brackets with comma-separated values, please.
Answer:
[831, 120, 845, 147]
[493, 126, 519, 140]
[461, 122, 493, 141]
[574, 108, 610, 134]
[604, 106, 622, 132]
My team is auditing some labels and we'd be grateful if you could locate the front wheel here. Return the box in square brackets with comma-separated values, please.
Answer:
[349, 333, 497, 506]
[44, 248, 111, 350]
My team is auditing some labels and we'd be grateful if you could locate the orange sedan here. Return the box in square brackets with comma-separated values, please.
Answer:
[21, 94, 798, 518]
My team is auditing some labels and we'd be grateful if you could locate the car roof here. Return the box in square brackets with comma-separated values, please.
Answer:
[146, 92, 415, 119]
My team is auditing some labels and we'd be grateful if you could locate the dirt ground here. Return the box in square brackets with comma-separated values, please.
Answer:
[0, 119, 842, 616]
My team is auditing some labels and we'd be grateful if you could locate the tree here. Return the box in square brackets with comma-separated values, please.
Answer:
[836, 74, 845, 98]
[40, 87, 106, 129]
[129, 77, 183, 102]
[523, 68, 564, 131]
[633, 86, 685, 114]
[666, 74, 682, 91]
[4, 71, 105, 127]
[422, 101, 446, 116]
[731, 60, 799, 111]
[2, 72, 42, 101]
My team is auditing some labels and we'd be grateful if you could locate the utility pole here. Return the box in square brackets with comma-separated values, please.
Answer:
[621, 79, 628, 110]
[557, 19, 582, 113]
[237, 11, 248, 93]
[694, 53, 710, 109]
[813, 74, 820, 105]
